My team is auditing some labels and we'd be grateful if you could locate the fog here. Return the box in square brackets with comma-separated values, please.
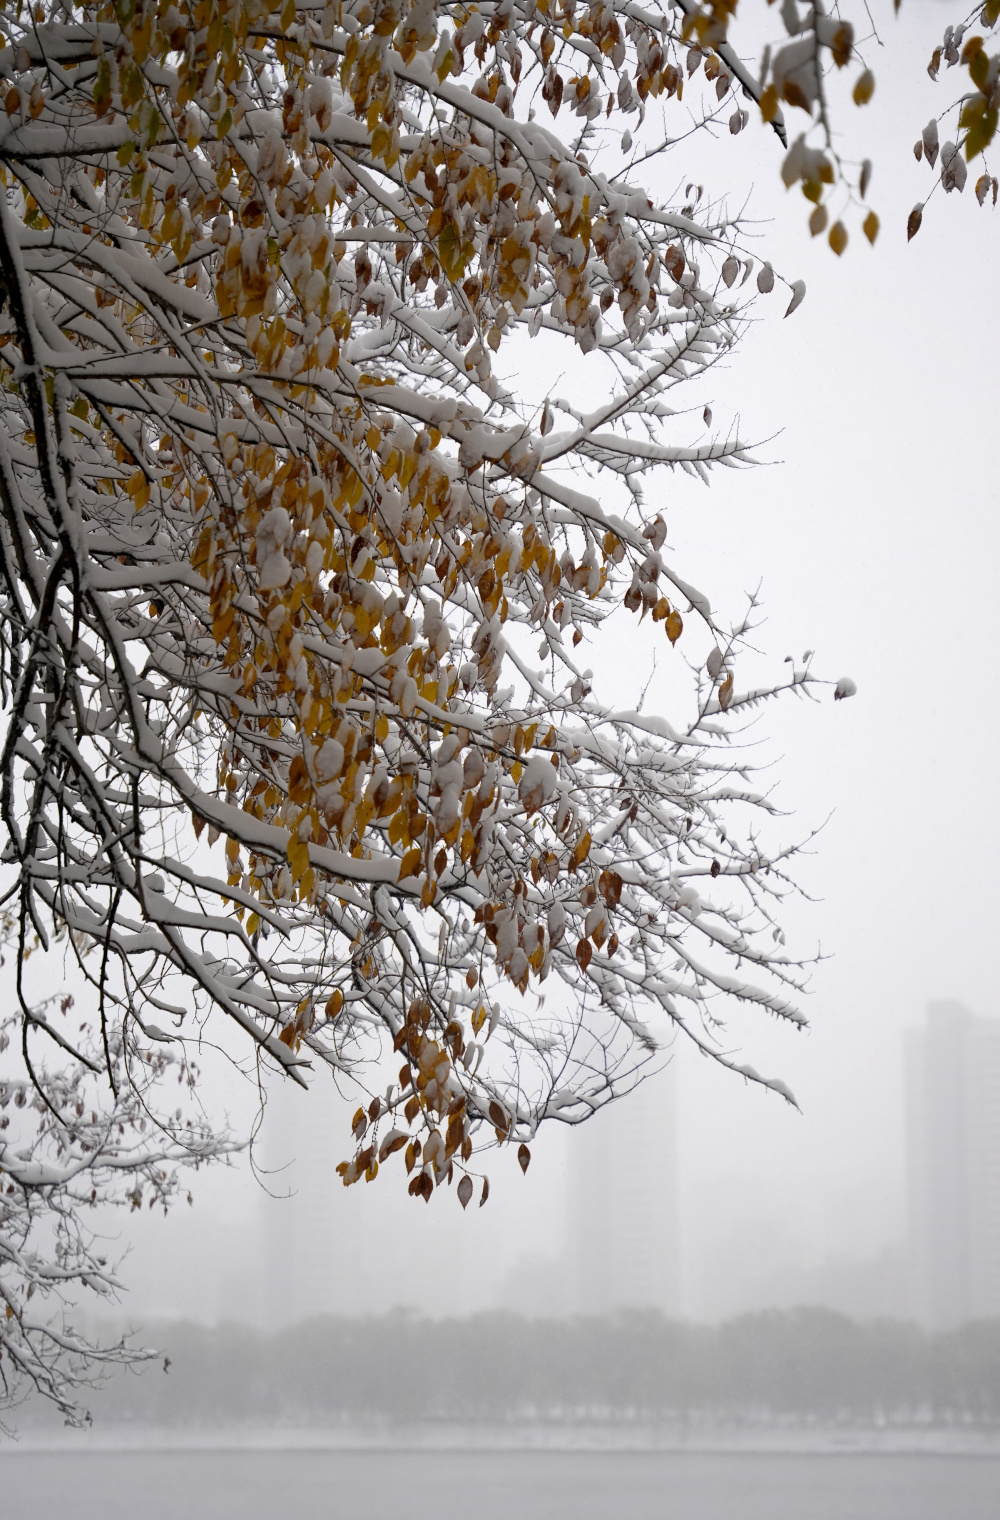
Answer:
[65, 1, 1000, 1352]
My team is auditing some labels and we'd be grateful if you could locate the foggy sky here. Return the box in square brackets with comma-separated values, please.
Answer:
[87, 0, 1000, 1328]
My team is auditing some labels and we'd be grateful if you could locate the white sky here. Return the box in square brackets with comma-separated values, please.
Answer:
[651, 0, 1000, 1308]
[78, 0, 1000, 1326]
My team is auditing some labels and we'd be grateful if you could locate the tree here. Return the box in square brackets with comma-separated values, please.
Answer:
[0, 0, 897, 1426]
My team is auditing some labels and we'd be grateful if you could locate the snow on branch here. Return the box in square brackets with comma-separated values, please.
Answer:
[0, 0, 855, 1424]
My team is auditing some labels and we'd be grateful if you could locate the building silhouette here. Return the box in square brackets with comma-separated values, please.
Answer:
[905, 1001, 1000, 1327]
[571, 1058, 679, 1316]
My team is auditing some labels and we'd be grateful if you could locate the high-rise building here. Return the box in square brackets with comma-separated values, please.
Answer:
[905, 1001, 1000, 1327]
[257, 1069, 349, 1322]
[256, 1066, 537, 1321]
[570, 1058, 679, 1316]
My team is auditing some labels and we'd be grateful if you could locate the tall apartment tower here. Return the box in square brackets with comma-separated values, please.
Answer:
[256, 1069, 481, 1321]
[257, 1070, 349, 1323]
[571, 1058, 679, 1317]
[905, 1001, 1000, 1327]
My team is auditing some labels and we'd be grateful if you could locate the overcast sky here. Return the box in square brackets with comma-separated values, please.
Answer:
[658, 0, 1000, 1299]
[101, 0, 1000, 1326]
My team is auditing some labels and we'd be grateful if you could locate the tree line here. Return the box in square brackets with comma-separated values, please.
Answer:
[33, 1308, 1000, 1428]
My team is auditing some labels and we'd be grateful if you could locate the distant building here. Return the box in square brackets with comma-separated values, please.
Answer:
[570, 1059, 679, 1316]
[905, 1001, 1000, 1327]
[257, 1070, 348, 1322]
[255, 1066, 557, 1321]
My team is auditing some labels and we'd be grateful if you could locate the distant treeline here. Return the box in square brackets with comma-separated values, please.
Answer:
[54, 1309, 1000, 1427]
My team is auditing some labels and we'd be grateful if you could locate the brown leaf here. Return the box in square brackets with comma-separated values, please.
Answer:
[663, 244, 685, 283]
[479, 1176, 490, 1207]
[718, 673, 734, 711]
[517, 1143, 531, 1175]
[576, 937, 593, 971]
[907, 204, 923, 241]
[408, 1170, 433, 1201]
[379, 1129, 408, 1162]
[458, 1174, 473, 1209]
[488, 1100, 508, 1131]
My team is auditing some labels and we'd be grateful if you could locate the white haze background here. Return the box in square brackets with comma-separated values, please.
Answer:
[73, 0, 1000, 1330]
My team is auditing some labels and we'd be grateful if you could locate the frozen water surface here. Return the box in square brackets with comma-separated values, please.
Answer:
[2, 1448, 998, 1520]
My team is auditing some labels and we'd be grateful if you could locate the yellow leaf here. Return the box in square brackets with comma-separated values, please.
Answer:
[666, 610, 683, 645]
[571, 831, 592, 868]
[808, 203, 828, 237]
[862, 211, 879, 245]
[852, 69, 875, 106]
[397, 845, 423, 882]
[828, 221, 848, 256]
[287, 837, 310, 883]
[375, 714, 389, 744]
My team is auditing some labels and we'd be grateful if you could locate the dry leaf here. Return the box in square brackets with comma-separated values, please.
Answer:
[784, 280, 806, 318]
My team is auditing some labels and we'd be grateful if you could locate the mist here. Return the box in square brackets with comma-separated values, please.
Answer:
[4, 4, 1000, 1519]
[89, 0, 1000, 1322]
